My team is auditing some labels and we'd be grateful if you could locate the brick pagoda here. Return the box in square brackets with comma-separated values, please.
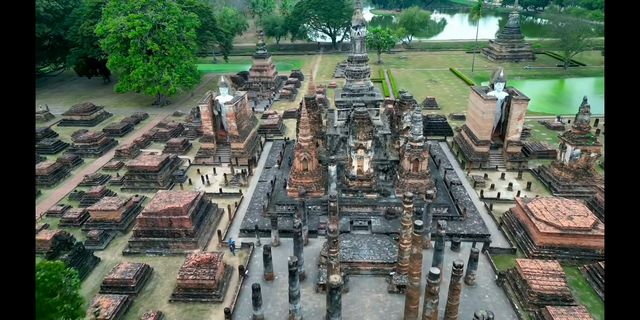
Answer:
[395, 105, 436, 199]
[502, 197, 604, 261]
[84, 195, 145, 231]
[481, 0, 535, 62]
[287, 100, 326, 198]
[534, 96, 603, 198]
[84, 229, 116, 250]
[56, 153, 84, 170]
[102, 121, 134, 137]
[79, 185, 117, 207]
[100, 262, 153, 295]
[87, 294, 132, 320]
[124, 191, 223, 255]
[452, 68, 529, 170]
[59, 102, 112, 127]
[59, 208, 90, 227]
[169, 251, 233, 302]
[122, 153, 183, 191]
[243, 30, 284, 104]
[162, 137, 192, 155]
[114, 142, 141, 160]
[67, 129, 118, 157]
[504, 259, 575, 311]
[149, 120, 184, 142]
[36, 138, 69, 155]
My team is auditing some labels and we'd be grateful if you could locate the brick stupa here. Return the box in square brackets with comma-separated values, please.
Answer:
[83, 195, 145, 231]
[87, 294, 132, 320]
[504, 259, 575, 311]
[481, 1, 535, 62]
[67, 129, 118, 157]
[122, 153, 183, 191]
[169, 251, 233, 302]
[100, 262, 153, 295]
[124, 191, 223, 255]
[59, 102, 112, 127]
[503, 197, 604, 261]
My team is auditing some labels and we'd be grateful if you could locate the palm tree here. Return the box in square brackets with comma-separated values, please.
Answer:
[470, 0, 484, 73]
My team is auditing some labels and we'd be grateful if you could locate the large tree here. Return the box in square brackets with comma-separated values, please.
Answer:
[179, 0, 217, 53]
[470, 0, 483, 72]
[35, 0, 81, 74]
[366, 27, 397, 64]
[36, 260, 84, 320]
[262, 15, 288, 48]
[214, 7, 249, 62]
[291, 0, 353, 50]
[552, 18, 594, 69]
[96, 0, 201, 106]
[249, 0, 276, 24]
[67, 0, 111, 82]
[397, 6, 431, 45]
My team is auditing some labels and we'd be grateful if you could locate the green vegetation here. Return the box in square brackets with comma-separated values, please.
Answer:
[564, 266, 604, 320]
[491, 254, 518, 271]
[291, 0, 353, 49]
[450, 67, 476, 86]
[36, 0, 81, 75]
[36, 260, 84, 320]
[96, 0, 201, 106]
[380, 69, 391, 97]
[543, 51, 586, 66]
[366, 27, 397, 64]
[197, 60, 303, 74]
[397, 7, 431, 45]
[248, 0, 276, 23]
[387, 69, 400, 97]
[551, 19, 595, 70]
[67, 0, 111, 82]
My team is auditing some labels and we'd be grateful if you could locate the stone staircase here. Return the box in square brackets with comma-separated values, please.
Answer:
[489, 149, 507, 170]
[213, 144, 231, 164]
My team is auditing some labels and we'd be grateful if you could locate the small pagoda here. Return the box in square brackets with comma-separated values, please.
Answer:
[481, 0, 535, 62]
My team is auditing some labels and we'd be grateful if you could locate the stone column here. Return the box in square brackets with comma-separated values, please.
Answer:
[293, 218, 306, 281]
[444, 260, 465, 320]
[403, 220, 424, 320]
[421, 267, 441, 320]
[464, 248, 480, 286]
[326, 274, 343, 320]
[301, 201, 309, 245]
[397, 192, 415, 275]
[252, 283, 264, 320]
[263, 244, 274, 281]
[422, 203, 433, 249]
[327, 192, 341, 278]
[288, 256, 303, 320]
[270, 216, 280, 247]
[431, 220, 447, 272]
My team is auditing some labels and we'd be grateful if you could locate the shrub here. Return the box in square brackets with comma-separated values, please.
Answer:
[449, 67, 475, 86]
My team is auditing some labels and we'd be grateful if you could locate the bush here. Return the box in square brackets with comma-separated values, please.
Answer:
[386, 69, 400, 97]
[449, 67, 475, 86]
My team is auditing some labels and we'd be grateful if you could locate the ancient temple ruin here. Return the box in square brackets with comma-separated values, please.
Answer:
[67, 129, 118, 158]
[534, 96, 603, 198]
[287, 100, 326, 198]
[124, 191, 223, 255]
[502, 197, 604, 261]
[481, 0, 535, 62]
[58, 102, 112, 127]
[452, 68, 529, 170]
[122, 154, 184, 191]
[169, 251, 233, 303]
[87, 294, 132, 320]
[36, 161, 70, 187]
[241, 30, 284, 109]
[100, 262, 153, 295]
[36, 229, 100, 280]
[195, 76, 262, 167]
[84, 195, 145, 231]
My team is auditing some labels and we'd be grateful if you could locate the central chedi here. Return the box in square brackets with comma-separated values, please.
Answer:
[287, 99, 326, 198]
[481, 0, 535, 62]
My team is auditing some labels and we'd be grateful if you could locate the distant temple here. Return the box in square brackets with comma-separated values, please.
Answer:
[481, 0, 535, 62]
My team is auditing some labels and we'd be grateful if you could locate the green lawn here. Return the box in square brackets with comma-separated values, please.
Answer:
[492, 254, 518, 271]
[564, 266, 605, 320]
[197, 60, 304, 74]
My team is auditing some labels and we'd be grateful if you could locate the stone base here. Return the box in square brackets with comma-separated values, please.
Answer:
[387, 272, 409, 294]
[67, 139, 119, 158]
[100, 264, 153, 295]
[503, 268, 575, 312]
[533, 166, 598, 199]
[580, 262, 604, 301]
[88, 294, 132, 320]
[314, 265, 350, 293]
[502, 210, 604, 261]
[481, 44, 536, 63]
[123, 207, 223, 255]
[66, 252, 101, 281]
[82, 201, 144, 232]
[58, 111, 113, 127]
[85, 231, 116, 251]
[169, 265, 233, 303]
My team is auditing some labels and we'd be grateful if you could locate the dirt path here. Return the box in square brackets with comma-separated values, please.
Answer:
[311, 48, 323, 79]
[35, 115, 169, 220]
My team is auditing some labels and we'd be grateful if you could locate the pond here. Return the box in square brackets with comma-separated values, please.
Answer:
[482, 77, 604, 115]
[365, 7, 604, 41]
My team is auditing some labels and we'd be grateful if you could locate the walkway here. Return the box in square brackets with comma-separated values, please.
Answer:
[383, 69, 395, 99]
[35, 114, 169, 220]
[226, 141, 273, 240]
[438, 141, 511, 248]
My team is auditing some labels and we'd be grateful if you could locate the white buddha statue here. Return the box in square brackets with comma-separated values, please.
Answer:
[487, 68, 509, 138]
[214, 76, 233, 135]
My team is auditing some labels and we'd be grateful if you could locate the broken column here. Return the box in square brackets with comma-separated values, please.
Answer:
[431, 220, 447, 272]
[270, 216, 280, 247]
[252, 283, 264, 320]
[293, 218, 306, 281]
[288, 256, 303, 320]
[327, 192, 341, 278]
[263, 244, 274, 281]
[421, 267, 442, 320]
[422, 203, 433, 249]
[325, 274, 343, 320]
[465, 247, 480, 286]
[300, 201, 309, 245]
[403, 220, 424, 320]
[397, 192, 415, 275]
[444, 260, 465, 320]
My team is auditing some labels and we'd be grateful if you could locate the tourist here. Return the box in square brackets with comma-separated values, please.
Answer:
[228, 238, 236, 256]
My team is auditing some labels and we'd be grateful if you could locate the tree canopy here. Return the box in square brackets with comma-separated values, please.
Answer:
[67, 0, 111, 81]
[36, 0, 81, 74]
[291, 0, 353, 49]
[371, 0, 429, 9]
[214, 7, 249, 61]
[249, 0, 276, 23]
[96, 0, 201, 106]
[397, 6, 431, 44]
[36, 260, 84, 320]
[366, 27, 397, 63]
[262, 15, 288, 48]
[552, 18, 594, 69]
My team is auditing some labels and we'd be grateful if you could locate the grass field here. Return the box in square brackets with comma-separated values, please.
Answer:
[564, 266, 605, 320]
